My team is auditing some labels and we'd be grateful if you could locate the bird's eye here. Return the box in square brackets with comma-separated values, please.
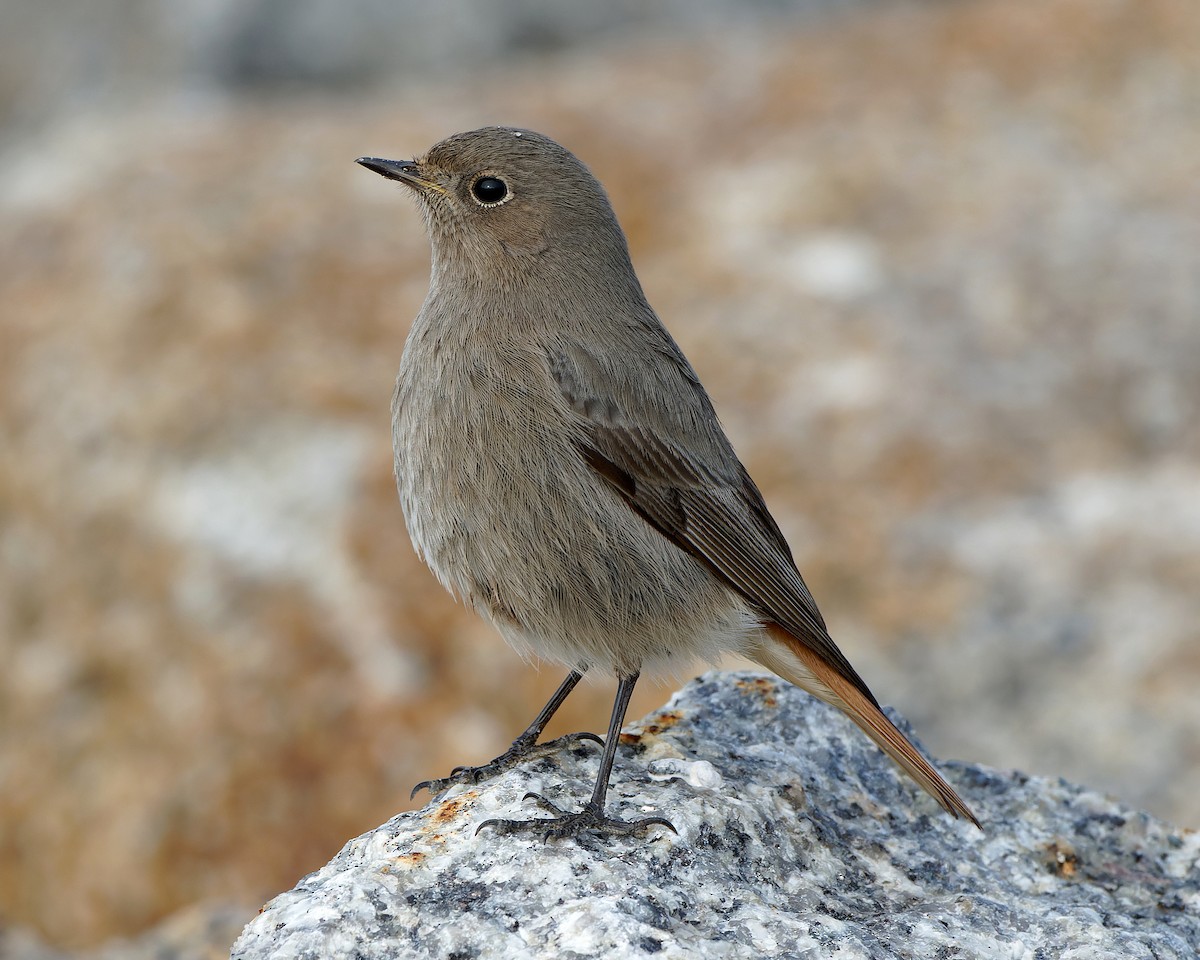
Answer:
[471, 176, 509, 205]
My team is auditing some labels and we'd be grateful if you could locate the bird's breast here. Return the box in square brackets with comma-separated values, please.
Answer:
[388, 322, 750, 671]
[391, 330, 593, 600]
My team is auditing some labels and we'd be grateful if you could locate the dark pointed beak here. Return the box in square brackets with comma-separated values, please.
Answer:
[356, 157, 444, 194]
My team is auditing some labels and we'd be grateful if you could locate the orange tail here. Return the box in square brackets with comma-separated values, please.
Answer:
[748, 623, 981, 828]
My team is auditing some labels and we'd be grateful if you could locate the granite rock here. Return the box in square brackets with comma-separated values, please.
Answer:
[232, 672, 1200, 959]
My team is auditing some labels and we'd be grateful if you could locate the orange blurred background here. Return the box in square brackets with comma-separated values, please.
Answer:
[2, 0, 1198, 952]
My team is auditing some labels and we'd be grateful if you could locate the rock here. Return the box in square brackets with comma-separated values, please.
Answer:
[232, 672, 1199, 959]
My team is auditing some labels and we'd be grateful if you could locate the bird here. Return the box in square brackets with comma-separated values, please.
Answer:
[356, 126, 979, 839]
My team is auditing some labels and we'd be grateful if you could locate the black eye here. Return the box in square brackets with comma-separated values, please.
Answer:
[471, 176, 508, 205]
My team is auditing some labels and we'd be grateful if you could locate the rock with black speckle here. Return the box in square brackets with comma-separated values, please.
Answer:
[232, 672, 1200, 959]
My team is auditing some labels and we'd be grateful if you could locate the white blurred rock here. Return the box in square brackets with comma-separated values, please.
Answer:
[782, 233, 884, 302]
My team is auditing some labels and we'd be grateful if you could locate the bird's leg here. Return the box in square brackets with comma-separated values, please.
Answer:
[478, 671, 676, 840]
[411, 669, 601, 799]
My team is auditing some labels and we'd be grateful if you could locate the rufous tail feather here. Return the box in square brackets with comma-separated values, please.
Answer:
[749, 623, 981, 828]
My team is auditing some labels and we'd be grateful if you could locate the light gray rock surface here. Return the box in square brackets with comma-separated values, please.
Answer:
[232, 672, 1199, 959]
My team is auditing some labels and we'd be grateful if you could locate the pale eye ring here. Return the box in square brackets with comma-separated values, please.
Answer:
[470, 176, 509, 206]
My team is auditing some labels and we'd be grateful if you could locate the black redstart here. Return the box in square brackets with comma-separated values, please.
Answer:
[357, 127, 979, 838]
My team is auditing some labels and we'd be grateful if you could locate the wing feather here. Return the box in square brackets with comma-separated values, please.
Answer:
[549, 341, 877, 705]
[549, 338, 980, 824]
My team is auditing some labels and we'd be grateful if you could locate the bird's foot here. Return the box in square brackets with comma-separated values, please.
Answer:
[410, 731, 603, 800]
[477, 793, 676, 841]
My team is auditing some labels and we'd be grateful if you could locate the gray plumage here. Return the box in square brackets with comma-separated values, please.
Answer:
[358, 127, 978, 834]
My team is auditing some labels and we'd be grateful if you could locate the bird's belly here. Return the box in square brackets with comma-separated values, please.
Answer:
[393, 386, 752, 674]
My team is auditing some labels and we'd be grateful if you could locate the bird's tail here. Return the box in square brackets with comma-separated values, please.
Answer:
[747, 623, 981, 828]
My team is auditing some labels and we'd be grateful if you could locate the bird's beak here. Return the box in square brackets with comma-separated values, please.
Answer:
[355, 157, 446, 195]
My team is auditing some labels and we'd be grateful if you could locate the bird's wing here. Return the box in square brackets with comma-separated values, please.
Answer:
[548, 337, 980, 825]
[547, 338, 877, 705]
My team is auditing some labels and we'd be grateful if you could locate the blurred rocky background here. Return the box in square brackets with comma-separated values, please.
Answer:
[1, 0, 1198, 954]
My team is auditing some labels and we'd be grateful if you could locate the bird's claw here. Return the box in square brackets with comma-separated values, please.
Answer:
[410, 731, 604, 801]
[476, 793, 677, 841]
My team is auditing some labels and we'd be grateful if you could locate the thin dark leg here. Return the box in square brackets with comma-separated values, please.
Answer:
[411, 669, 601, 799]
[477, 672, 676, 840]
[514, 669, 588, 747]
[583, 671, 639, 812]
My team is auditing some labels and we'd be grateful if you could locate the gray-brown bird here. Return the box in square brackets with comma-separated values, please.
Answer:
[357, 127, 979, 839]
